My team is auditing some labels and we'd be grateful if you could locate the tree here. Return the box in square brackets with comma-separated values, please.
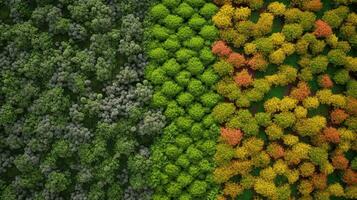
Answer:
[267, 143, 285, 159]
[176, 3, 195, 19]
[163, 15, 184, 30]
[332, 154, 349, 170]
[299, 162, 315, 177]
[343, 169, 357, 185]
[269, 49, 286, 64]
[214, 59, 234, 77]
[212, 40, 232, 57]
[227, 53, 246, 68]
[234, 69, 253, 87]
[268, 2, 286, 16]
[282, 24, 303, 41]
[302, 0, 323, 12]
[212, 103, 236, 123]
[223, 182, 243, 199]
[309, 147, 328, 166]
[311, 173, 327, 190]
[290, 81, 311, 101]
[244, 43, 257, 55]
[187, 57, 204, 75]
[189, 180, 207, 196]
[318, 74, 334, 88]
[46, 172, 71, 193]
[265, 123, 284, 140]
[328, 49, 347, 66]
[253, 13, 274, 37]
[309, 55, 329, 74]
[212, 4, 234, 28]
[254, 178, 277, 198]
[199, 25, 218, 40]
[264, 97, 281, 113]
[177, 26, 195, 41]
[247, 53, 268, 71]
[347, 80, 357, 98]
[303, 97, 320, 109]
[200, 3, 218, 19]
[323, 127, 340, 143]
[313, 20, 333, 37]
[333, 69, 350, 85]
[184, 36, 205, 50]
[220, 128, 243, 146]
[295, 116, 326, 136]
[150, 4, 170, 20]
[331, 109, 349, 124]
[234, 7, 251, 21]
[273, 112, 296, 128]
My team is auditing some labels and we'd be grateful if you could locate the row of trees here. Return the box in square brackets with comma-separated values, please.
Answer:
[145, 0, 224, 199]
[211, 0, 357, 199]
[0, 0, 165, 199]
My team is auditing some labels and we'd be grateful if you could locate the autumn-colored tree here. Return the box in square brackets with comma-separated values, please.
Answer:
[318, 74, 334, 89]
[220, 127, 243, 146]
[331, 109, 349, 124]
[332, 154, 349, 170]
[303, 0, 323, 12]
[212, 4, 234, 28]
[234, 69, 253, 87]
[247, 53, 268, 71]
[234, 7, 251, 21]
[313, 20, 333, 38]
[223, 182, 243, 199]
[227, 52, 246, 68]
[323, 127, 340, 143]
[346, 97, 357, 115]
[343, 169, 357, 185]
[252, 13, 274, 37]
[269, 49, 286, 64]
[295, 116, 326, 136]
[212, 40, 232, 57]
[299, 162, 315, 177]
[290, 81, 311, 101]
[268, 2, 286, 16]
[311, 173, 327, 190]
[267, 143, 285, 159]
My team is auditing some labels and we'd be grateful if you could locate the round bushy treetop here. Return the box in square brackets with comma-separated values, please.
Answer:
[188, 79, 206, 97]
[175, 70, 192, 86]
[309, 55, 329, 74]
[175, 3, 195, 19]
[212, 103, 236, 123]
[327, 49, 347, 65]
[151, 25, 171, 41]
[200, 25, 218, 40]
[347, 80, 357, 98]
[150, 4, 170, 20]
[163, 37, 181, 52]
[163, 14, 184, 30]
[149, 47, 169, 63]
[333, 69, 350, 85]
[163, 58, 182, 77]
[189, 14, 207, 31]
[184, 36, 205, 50]
[282, 23, 304, 41]
[186, 57, 204, 75]
[161, 81, 183, 98]
[163, 0, 181, 9]
[200, 3, 218, 19]
[200, 68, 219, 86]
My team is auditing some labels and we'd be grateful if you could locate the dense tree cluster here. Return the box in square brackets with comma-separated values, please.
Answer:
[211, 0, 357, 199]
[0, 0, 165, 199]
[145, 0, 223, 199]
